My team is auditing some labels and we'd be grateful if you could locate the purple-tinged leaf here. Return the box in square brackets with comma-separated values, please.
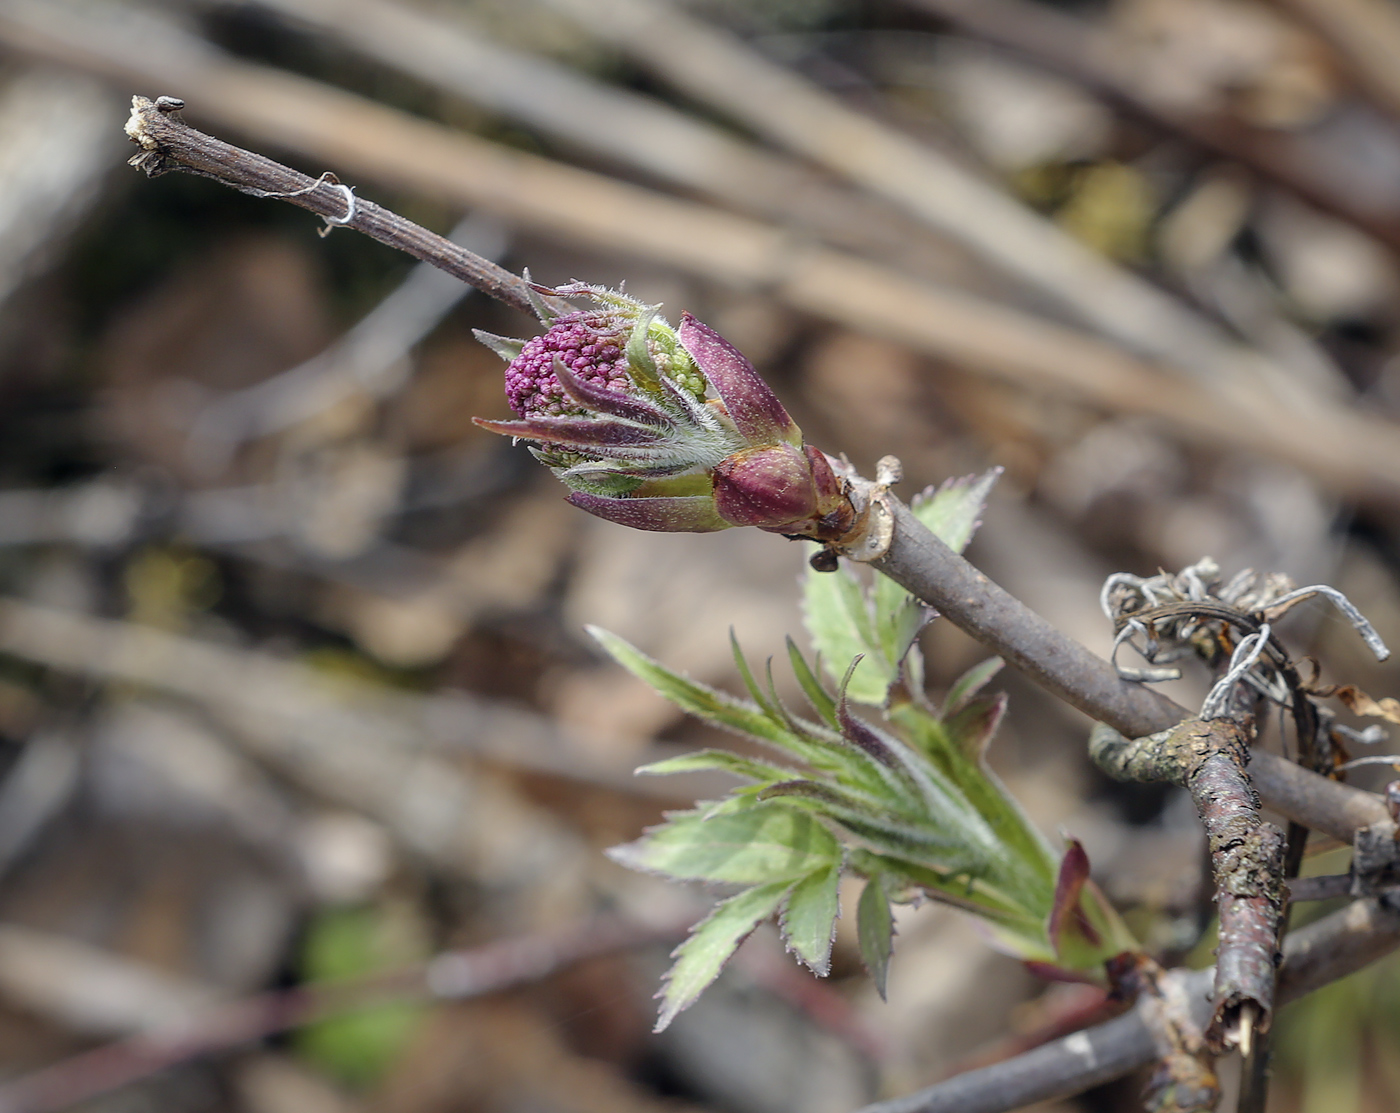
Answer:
[711, 444, 818, 529]
[552, 356, 674, 427]
[835, 670, 910, 774]
[679, 313, 798, 446]
[942, 693, 1008, 760]
[711, 444, 851, 534]
[566, 491, 731, 533]
[1047, 838, 1102, 957]
[472, 414, 662, 448]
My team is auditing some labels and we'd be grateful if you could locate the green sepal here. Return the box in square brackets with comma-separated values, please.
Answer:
[625, 304, 665, 394]
[656, 879, 794, 1031]
[522, 268, 561, 324]
[471, 329, 525, 363]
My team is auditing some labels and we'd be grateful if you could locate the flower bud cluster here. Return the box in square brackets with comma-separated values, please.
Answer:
[474, 284, 854, 538]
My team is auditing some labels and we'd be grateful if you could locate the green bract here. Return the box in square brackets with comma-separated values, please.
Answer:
[599, 468, 1138, 1030]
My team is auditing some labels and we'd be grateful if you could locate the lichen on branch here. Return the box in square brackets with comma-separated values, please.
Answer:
[1091, 718, 1286, 1051]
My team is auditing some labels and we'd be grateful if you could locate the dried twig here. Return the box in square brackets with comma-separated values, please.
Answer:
[232, 0, 965, 281]
[1269, 0, 1400, 126]
[853, 893, 1400, 1113]
[123, 94, 554, 318]
[533, 0, 1250, 380]
[871, 500, 1392, 842]
[1090, 720, 1287, 1049]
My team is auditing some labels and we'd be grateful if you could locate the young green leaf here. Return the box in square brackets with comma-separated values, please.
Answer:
[857, 874, 895, 1000]
[589, 626, 800, 753]
[943, 693, 1008, 760]
[634, 750, 801, 783]
[786, 638, 838, 727]
[607, 803, 839, 885]
[656, 879, 794, 1031]
[910, 468, 1002, 554]
[781, 863, 841, 975]
[802, 564, 888, 704]
[730, 629, 782, 720]
[944, 657, 1004, 716]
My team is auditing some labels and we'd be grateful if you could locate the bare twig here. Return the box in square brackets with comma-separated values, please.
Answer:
[1090, 720, 1286, 1048]
[230, 0, 968, 282]
[124, 94, 553, 318]
[853, 892, 1400, 1113]
[0, 915, 685, 1113]
[870, 500, 1392, 841]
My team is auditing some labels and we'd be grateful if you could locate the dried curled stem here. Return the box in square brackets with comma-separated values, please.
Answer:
[1091, 719, 1286, 1050]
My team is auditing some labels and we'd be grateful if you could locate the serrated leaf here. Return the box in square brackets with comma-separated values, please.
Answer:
[886, 701, 1057, 895]
[656, 880, 793, 1031]
[635, 750, 801, 782]
[944, 658, 1004, 716]
[786, 638, 838, 727]
[590, 626, 805, 755]
[731, 629, 781, 720]
[607, 803, 839, 885]
[781, 864, 841, 975]
[911, 467, 1002, 554]
[856, 875, 895, 999]
[803, 565, 888, 704]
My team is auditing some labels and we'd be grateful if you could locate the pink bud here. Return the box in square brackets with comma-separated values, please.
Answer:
[711, 444, 852, 537]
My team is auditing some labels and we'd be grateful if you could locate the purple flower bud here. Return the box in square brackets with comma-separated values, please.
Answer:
[473, 285, 854, 543]
[505, 307, 635, 418]
[712, 443, 854, 538]
[678, 313, 799, 446]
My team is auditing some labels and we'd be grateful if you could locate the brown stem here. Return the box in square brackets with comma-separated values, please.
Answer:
[123, 94, 560, 318]
[1090, 720, 1287, 1049]
[853, 893, 1400, 1113]
[871, 500, 1390, 842]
